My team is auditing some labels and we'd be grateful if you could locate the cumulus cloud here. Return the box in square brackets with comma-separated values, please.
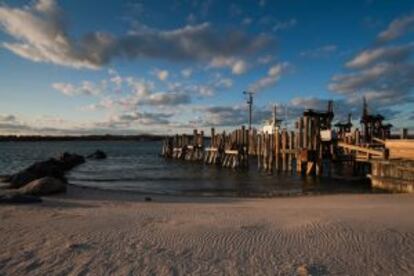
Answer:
[377, 14, 414, 42]
[181, 68, 193, 78]
[215, 78, 233, 89]
[248, 62, 289, 92]
[0, 0, 272, 69]
[139, 92, 190, 106]
[199, 105, 271, 126]
[108, 69, 123, 89]
[107, 111, 173, 126]
[115, 79, 191, 108]
[0, 114, 16, 122]
[77, 66, 234, 115]
[330, 62, 414, 106]
[154, 69, 169, 81]
[346, 44, 414, 68]
[167, 80, 230, 98]
[0, 112, 175, 135]
[52, 81, 102, 96]
[328, 12, 414, 120]
[209, 57, 248, 75]
[330, 50, 414, 105]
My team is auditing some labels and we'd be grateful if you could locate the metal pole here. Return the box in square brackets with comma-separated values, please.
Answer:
[249, 94, 253, 130]
[243, 91, 254, 130]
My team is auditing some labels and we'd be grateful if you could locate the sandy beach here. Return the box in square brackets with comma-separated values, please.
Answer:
[0, 186, 413, 275]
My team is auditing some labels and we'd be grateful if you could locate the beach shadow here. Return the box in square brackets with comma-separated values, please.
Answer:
[55, 184, 245, 205]
[39, 199, 96, 209]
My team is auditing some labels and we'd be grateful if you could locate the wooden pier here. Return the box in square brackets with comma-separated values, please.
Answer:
[161, 101, 414, 193]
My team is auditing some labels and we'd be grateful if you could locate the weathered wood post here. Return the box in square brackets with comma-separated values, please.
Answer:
[257, 133, 262, 169]
[282, 128, 287, 171]
[289, 131, 294, 172]
[211, 128, 215, 147]
[296, 118, 303, 173]
[275, 129, 280, 171]
[355, 128, 360, 145]
[401, 128, 408, 139]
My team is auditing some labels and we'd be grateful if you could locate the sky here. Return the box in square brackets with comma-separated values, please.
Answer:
[0, 0, 413, 135]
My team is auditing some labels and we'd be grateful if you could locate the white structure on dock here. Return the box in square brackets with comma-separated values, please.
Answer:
[262, 105, 282, 134]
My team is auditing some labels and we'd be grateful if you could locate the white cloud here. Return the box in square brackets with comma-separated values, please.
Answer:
[378, 14, 414, 42]
[346, 44, 413, 68]
[181, 68, 193, 78]
[330, 46, 414, 111]
[52, 81, 102, 96]
[328, 12, 414, 120]
[108, 69, 123, 88]
[209, 57, 248, 75]
[0, 114, 16, 122]
[249, 62, 289, 92]
[0, 0, 272, 69]
[154, 69, 169, 81]
[231, 60, 248, 75]
[215, 78, 233, 89]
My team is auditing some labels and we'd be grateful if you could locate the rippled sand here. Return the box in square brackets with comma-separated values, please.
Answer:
[1, 186, 413, 275]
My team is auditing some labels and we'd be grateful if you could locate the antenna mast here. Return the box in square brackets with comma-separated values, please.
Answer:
[243, 91, 254, 130]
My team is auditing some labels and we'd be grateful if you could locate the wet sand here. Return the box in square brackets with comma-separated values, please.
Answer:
[0, 185, 413, 275]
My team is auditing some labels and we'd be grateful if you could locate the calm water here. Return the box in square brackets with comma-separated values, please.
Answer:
[0, 141, 373, 196]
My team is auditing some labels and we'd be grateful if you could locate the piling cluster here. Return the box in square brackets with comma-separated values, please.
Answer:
[160, 104, 413, 194]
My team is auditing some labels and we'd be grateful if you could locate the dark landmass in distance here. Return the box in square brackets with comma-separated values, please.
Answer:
[0, 135, 166, 142]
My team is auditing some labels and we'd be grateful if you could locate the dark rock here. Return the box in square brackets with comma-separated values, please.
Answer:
[6, 152, 84, 189]
[87, 150, 107, 160]
[26, 159, 65, 178]
[0, 192, 42, 204]
[145, 197, 152, 202]
[0, 175, 11, 183]
[58, 152, 85, 170]
[8, 159, 65, 188]
[9, 171, 39, 189]
[19, 177, 66, 196]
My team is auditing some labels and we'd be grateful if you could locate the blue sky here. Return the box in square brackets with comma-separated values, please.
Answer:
[0, 0, 413, 135]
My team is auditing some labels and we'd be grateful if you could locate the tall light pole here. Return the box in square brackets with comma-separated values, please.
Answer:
[243, 91, 254, 130]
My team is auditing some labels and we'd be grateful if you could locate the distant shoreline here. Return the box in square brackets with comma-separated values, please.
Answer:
[0, 135, 166, 142]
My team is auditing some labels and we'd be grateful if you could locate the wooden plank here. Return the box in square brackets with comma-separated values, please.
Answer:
[306, 162, 314, 175]
[388, 149, 414, 160]
[385, 140, 414, 160]
[337, 142, 385, 157]
[385, 140, 414, 149]
[372, 137, 385, 144]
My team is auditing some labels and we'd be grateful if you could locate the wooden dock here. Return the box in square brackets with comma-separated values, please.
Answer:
[161, 104, 414, 193]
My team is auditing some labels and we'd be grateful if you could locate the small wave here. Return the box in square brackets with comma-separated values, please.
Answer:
[68, 176, 191, 182]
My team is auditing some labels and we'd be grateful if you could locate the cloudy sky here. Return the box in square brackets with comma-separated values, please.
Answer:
[0, 0, 413, 135]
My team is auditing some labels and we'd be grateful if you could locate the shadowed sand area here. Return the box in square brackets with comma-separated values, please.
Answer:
[0, 185, 413, 275]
